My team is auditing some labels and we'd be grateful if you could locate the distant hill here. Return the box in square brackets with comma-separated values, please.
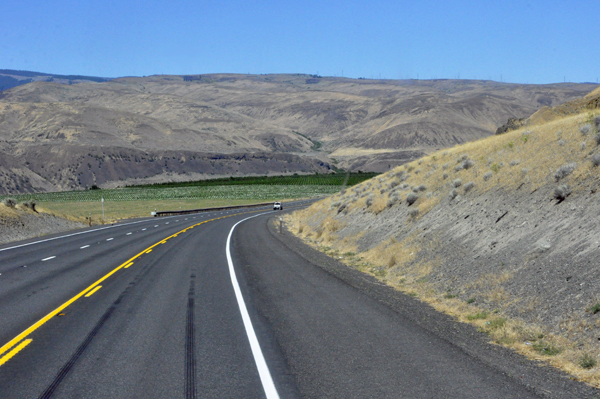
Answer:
[0, 72, 597, 194]
[0, 69, 111, 91]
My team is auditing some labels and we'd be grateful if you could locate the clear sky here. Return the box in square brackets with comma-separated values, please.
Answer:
[1, 0, 599, 84]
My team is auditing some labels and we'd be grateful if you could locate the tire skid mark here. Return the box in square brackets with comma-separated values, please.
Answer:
[185, 273, 197, 399]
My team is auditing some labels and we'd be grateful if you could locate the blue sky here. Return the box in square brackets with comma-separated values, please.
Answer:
[1, 0, 599, 84]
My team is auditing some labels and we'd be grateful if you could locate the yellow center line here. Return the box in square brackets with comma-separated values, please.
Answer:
[0, 339, 33, 367]
[124, 262, 134, 269]
[84, 286, 102, 297]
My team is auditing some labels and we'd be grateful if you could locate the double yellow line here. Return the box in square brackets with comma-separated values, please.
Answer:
[0, 212, 241, 367]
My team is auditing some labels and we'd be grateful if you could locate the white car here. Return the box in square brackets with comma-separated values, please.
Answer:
[273, 201, 282, 210]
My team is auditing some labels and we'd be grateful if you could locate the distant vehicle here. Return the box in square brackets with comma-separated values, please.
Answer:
[273, 201, 282, 210]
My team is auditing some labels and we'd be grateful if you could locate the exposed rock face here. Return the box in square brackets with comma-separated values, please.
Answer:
[0, 73, 597, 194]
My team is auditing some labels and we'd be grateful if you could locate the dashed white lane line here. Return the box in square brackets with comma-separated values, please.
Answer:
[41, 256, 56, 262]
[142, 228, 147, 231]
[80, 245, 90, 249]
[165, 222, 169, 224]
[106, 238, 113, 241]
[126, 232, 132, 235]
[154, 225, 159, 227]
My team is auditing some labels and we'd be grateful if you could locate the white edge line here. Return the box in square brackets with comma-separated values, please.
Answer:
[226, 212, 280, 399]
[41, 256, 56, 261]
[80, 245, 90, 249]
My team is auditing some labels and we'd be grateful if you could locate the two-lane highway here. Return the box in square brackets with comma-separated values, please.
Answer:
[0, 201, 597, 398]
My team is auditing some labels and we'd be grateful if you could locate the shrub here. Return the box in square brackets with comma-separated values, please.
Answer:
[554, 185, 571, 201]
[414, 184, 427, 192]
[466, 312, 488, 320]
[595, 134, 600, 146]
[554, 163, 576, 181]
[442, 163, 449, 169]
[390, 181, 398, 188]
[365, 196, 373, 207]
[509, 160, 520, 166]
[579, 354, 597, 369]
[591, 154, 600, 167]
[406, 192, 418, 206]
[483, 171, 493, 181]
[557, 139, 565, 146]
[387, 198, 398, 207]
[442, 173, 448, 180]
[521, 168, 529, 175]
[490, 163, 501, 173]
[532, 341, 561, 356]
[589, 303, 600, 314]
[464, 182, 475, 192]
[408, 208, 419, 218]
[595, 115, 600, 128]
[453, 179, 462, 188]
[466, 297, 476, 304]
[337, 203, 347, 214]
[580, 124, 592, 135]
[22, 199, 36, 211]
[581, 142, 587, 151]
[2, 198, 16, 208]
[449, 189, 458, 200]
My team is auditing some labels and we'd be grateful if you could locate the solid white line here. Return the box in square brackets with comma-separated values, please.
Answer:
[80, 245, 90, 249]
[41, 256, 56, 261]
[106, 238, 113, 241]
[226, 212, 279, 399]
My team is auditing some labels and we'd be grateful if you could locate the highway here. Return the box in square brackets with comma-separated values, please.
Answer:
[0, 201, 596, 398]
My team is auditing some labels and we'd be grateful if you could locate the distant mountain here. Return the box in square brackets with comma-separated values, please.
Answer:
[0, 72, 597, 194]
[0, 69, 111, 91]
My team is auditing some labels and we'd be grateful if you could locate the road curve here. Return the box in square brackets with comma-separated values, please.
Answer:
[0, 202, 597, 398]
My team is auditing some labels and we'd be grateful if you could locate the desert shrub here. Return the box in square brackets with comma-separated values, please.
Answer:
[340, 189, 346, 195]
[449, 189, 458, 200]
[588, 303, 600, 314]
[591, 154, 600, 167]
[557, 139, 565, 146]
[453, 179, 462, 188]
[532, 341, 561, 356]
[365, 196, 374, 207]
[595, 116, 600, 128]
[2, 198, 16, 208]
[464, 182, 475, 192]
[387, 197, 398, 207]
[521, 168, 529, 174]
[581, 142, 587, 151]
[330, 201, 341, 209]
[408, 208, 419, 218]
[380, 189, 386, 194]
[595, 134, 600, 146]
[442, 173, 448, 180]
[579, 354, 597, 369]
[414, 184, 427, 192]
[390, 181, 398, 188]
[406, 192, 418, 206]
[337, 203, 347, 214]
[400, 183, 409, 189]
[580, 124, 592, 135]
[414, 169, 421, 174]
[554, 185, 571, 201]
[554, 163, 576, 181]
[22, 199, 36, 211]
[483, 171, 493, 181]
[466, 312, 488, 320]
[509, 160, 520, 166]
[490, 163, 502, 173]
[442, 163, 449, 169]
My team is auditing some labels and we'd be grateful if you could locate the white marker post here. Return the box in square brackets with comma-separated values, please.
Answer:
[101, 197, 105, 221]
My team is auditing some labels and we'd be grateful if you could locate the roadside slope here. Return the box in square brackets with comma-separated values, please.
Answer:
[287, 90, 600, 386]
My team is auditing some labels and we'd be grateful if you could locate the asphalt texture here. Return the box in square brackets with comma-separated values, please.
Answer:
[0, 201, 597, 398]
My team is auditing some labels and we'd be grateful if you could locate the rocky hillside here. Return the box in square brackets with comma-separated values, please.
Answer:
[288, 87, 600, 386]
[0, 72, 597, 194]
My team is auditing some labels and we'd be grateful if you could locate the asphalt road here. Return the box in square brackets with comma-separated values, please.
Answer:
[0, 201, 597, 398]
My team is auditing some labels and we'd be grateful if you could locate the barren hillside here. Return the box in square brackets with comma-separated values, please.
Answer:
[287, 87, 600, 386]
[0, 73, 596, 194]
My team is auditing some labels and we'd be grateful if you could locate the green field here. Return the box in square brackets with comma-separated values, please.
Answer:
[1, 173, 378, 221]
[1, 173, 377, 203]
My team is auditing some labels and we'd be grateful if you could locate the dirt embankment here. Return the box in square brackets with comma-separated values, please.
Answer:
[0, 205, 85, 245]
[288, 107, 600, 386]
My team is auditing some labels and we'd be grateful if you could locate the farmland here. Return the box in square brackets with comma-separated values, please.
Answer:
[1, 173, 377, 221]
[1, 173, 377, 203]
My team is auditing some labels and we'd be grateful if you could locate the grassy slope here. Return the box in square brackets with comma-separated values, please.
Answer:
[288, 88, 600, 386]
